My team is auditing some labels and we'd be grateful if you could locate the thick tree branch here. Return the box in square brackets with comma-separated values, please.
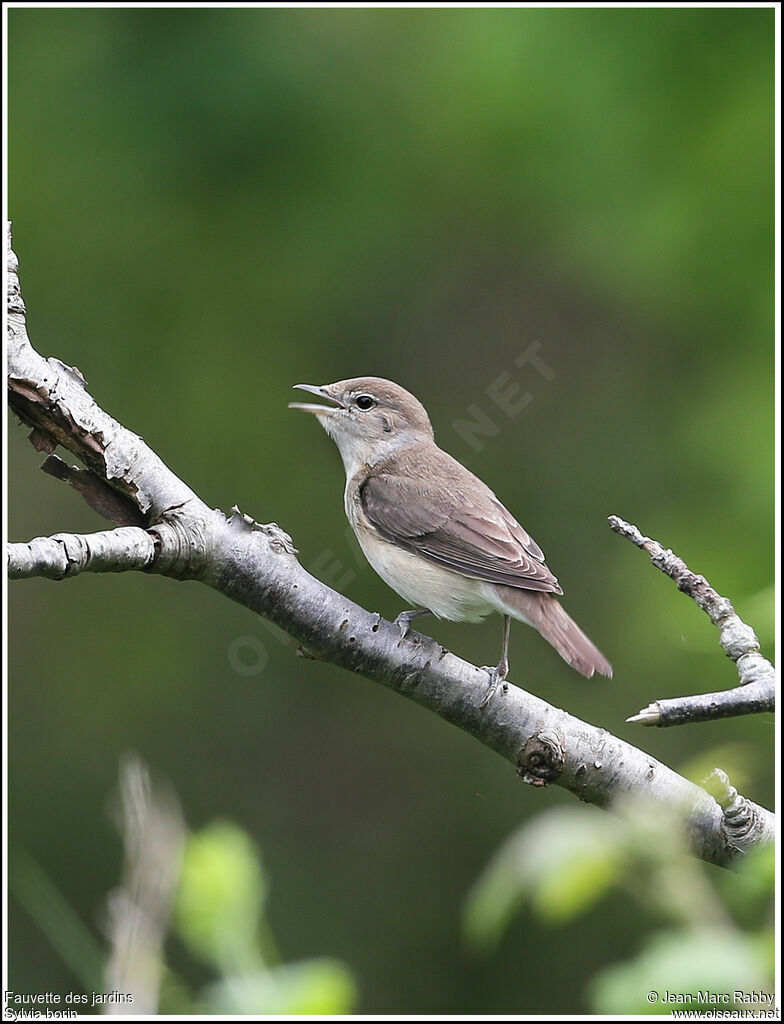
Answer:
[6, 223, 774, 868]
[609, 516, 775, 727]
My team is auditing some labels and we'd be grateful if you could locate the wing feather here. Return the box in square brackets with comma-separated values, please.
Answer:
[359, 448, 562, 594]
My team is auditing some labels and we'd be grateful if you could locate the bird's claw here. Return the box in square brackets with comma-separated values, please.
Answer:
[393, 609, 429, 639]
[394, 613, 411, 639]
[479, 661, 509, 708]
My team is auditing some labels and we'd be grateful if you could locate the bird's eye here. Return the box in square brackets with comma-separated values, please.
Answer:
[355, 394, 376, 410]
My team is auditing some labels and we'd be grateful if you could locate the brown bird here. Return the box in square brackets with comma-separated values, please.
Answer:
[290, 377, 612, 702]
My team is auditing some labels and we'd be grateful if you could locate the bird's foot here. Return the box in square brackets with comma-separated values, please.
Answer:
[479, 658, 509, 708]
[393, 608, 430, 639]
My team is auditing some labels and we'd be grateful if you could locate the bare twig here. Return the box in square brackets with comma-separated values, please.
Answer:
[609, 516, 775, 727]
[8, 527, 156, 580]
[626, 682, 774, 727]
[103, 756, 185, 1015]
[6, 224, 774, 867]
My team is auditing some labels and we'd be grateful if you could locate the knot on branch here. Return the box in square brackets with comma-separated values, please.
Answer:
[736, 652, 775, 687]
[151, 512, 209, 579]
[704, 768, 770, 852]
[229, 506, 298, 555]
[516, 729, 564, 787]
[720, 620, 760, 662]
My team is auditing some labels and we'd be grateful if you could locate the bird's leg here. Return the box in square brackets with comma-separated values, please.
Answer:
[393, 608, 431, 638]
[480, 615, 511, 707]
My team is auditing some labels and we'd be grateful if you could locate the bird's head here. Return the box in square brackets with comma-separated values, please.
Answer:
[289, 376, 433, 474]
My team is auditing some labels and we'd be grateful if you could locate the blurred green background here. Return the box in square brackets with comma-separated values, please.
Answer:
[8, 7, 774, 1015]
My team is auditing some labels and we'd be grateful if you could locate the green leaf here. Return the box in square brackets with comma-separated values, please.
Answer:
[203, 959, 357, 1015]
[174, 821, 267, 974]
[532, 849, 621, 923]
[464, 806, 625, 950]
[589, 928, 770, 1015]
[719, 843, 776, 924]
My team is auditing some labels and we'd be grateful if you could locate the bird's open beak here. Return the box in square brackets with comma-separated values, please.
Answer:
[289, 384, 345, 415]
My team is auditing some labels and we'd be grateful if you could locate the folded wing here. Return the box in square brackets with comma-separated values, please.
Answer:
[360, 448, 563, 594]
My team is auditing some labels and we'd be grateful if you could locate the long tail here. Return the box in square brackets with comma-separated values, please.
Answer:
[492, 587, 613, 679]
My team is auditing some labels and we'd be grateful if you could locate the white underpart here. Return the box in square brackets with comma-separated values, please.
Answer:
[354, 526, 495, 622]
[353, 522, 535, 627]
